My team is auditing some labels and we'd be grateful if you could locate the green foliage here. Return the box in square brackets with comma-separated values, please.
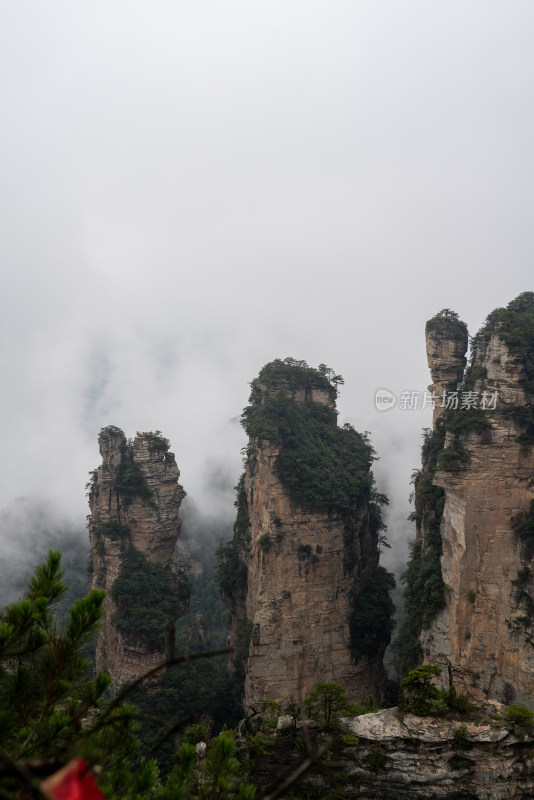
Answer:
[91, 516, 131, 541]
[0, 553, 256, 800]
[245, 731, 274, 759]
[101, 424, 126, 436]
[511, 406, 534, 450]
[175, 569, 230, 653]
[304, 682, 361, 729]
[117, 462, 153, 502]
[112, 547, 190, 650]
[395, 534, 445, 673]
[426, 309, 469, 342]
[511, 500, 534, 545]
[0, 551, 152, 798]
[400, 666, 472, 718]
[467, 590, 476, 603]
[471, 293, 534, 447]
[161, 733, 256, 800]
[276, 409, 375, 514]
[513, 566, 532, 587]
[342, 733, 359, 747]
[437, 439, 470, 471]
[0, 552, 110, 760]
[505, 703, 534, 727]
[349, 695, 379, 715]
[233, 474, 251, 543]
[183, 723, 210, 745]
[395, 426, 447, 674]
[453, 724, 468, 743]
[131, 654, 241, 777]
[241, 360, 374, 515]
[400, 665, 443, 715]
[471, 292, 534, 392]
[216, 540, 248, 602]
[443, 406, 492, 437]
[258, 534, 270, 552]
[350, 566, 395, 657]
[255, 357, 340, 396]
[367, 742, 386, 772]
[446, 686, 473, 714]
[138, 431, 171, 452]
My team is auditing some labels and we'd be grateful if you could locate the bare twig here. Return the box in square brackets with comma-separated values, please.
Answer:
[0, 751, 49, 798]
[259, 737, 333, 800]
[145, 715, 195, 761]
[81, 647, 231, 741]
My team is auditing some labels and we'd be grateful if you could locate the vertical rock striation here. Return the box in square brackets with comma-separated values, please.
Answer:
[221, 359, 394, 709]
[88, 427, 189, 686]
[406, 295, 534, 704]
[425, 311, 468, 425]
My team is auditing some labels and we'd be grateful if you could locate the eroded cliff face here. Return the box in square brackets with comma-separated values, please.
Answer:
[419, 300, 534, 705]
[426, 313, 468, 425]
[223, 359, 392, 709]
[241, 442, 382, 707]
[88, 427, 189, 685]
[249, 706, 534, 800]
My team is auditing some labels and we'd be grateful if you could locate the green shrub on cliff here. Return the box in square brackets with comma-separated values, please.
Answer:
[112, 547, 190, 650]
[241, 360, 375, 515]
[400, 665, 472, 717]
[138, 430, 170, 452]
[117, 462, 153, 502]
[511, 500, 534, 545]
[505, 703, 534, 728]
[255, 357, 341, 395]
[304, 682, 359, 729]
[350, 566, 395, 657]
[471, 292, 534, 389]
[426, 308, 468, 342]
[0, 551, 158, 799]
[395, 427, 447, 673]
[471, 292, 534, 447]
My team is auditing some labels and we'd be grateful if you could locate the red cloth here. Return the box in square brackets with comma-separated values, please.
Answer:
[40, 758, 105, 800]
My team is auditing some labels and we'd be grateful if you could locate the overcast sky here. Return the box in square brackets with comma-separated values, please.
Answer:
[1, 1, 533, 574]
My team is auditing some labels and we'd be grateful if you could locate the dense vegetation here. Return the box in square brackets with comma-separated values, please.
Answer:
[231, 358, 395, 684]
[512, 500, 534, 546]
[254, 357, 342, 396]
[117, 462, 153, 503]
[400, 665, 472, 717]
[350, 566, 395, 657]
[395, 425, 448, 673]
[90, 517, 131, 541]
[0, 552, 258, 799]
[129, 537, 245, 777]
[396, 295, 534, 675]
[425, 308, 468, 343]
[112, 547, 190, 650]
[241, 359, 375, 515]
[218, 473, 252, 586]
[138, 430, 171, 453]
[470, 292, 534, 387]
[471, 292, 534, 447]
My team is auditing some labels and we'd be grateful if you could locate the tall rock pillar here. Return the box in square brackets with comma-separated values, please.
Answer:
[88, 427, 189, 685]
[221, 359, 394, 709]
[416, 297, 534, 704]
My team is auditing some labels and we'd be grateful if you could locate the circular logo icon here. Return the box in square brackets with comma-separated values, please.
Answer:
[375, 388, 396, 412]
